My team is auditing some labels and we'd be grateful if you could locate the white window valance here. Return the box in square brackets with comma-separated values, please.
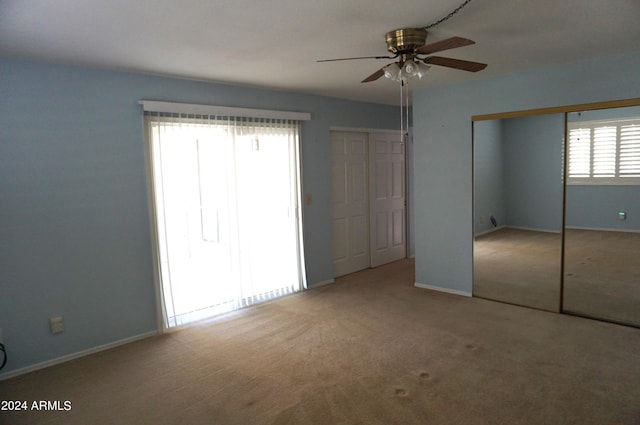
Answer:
[138, 100, 311, 121]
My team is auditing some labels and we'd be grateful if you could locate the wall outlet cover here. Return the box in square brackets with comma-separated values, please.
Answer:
[49, 316, 64, 334]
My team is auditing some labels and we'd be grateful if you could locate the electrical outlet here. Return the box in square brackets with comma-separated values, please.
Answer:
[50, 316, 64, 335]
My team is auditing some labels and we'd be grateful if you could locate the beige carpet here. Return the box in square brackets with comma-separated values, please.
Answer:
[1, 259, 639, 425]
[473, 228, 562, 312]
[564, 228, 640, 326]
[473, 227, 640, 326]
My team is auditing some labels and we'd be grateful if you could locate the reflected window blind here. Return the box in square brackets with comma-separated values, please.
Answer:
[620, 123, 640, 177]
[567, 117, 640, 184]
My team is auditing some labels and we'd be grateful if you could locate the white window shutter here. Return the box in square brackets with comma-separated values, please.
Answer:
[619, 124, 640, 177]
[568, 128, 591, 178]
[567, 117, 640, 184]
[592, 126, 616, 177]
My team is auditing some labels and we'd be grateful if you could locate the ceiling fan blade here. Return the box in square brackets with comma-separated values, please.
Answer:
[317, 55, 395, 63]
[361, 67, 386, 83]
[416, 36, 475, 55]
[423, 56, 487, 72]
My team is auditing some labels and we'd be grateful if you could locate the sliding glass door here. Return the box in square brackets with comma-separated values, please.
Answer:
[146, 114, 305, 328]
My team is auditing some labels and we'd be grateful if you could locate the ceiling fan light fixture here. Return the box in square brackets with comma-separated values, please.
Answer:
[414, 62, 432, 79]
[384, 63, 401, 81]
[402, 59, 417, 76]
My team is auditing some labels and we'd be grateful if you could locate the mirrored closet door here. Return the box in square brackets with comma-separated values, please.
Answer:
[473, 99, 640, 328]
[473, 114, 564, 312]
[562, 105, 640, 326]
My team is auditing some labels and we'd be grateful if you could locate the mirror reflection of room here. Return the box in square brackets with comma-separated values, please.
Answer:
[473, 114, 564, 312]
[563, 105, 640, 327]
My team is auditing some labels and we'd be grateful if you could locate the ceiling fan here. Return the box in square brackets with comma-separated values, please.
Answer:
[317, 28, 487, 83]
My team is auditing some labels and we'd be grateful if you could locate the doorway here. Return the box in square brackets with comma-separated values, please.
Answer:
[331, 130, 407, 277]
[146, 114, 306, 328]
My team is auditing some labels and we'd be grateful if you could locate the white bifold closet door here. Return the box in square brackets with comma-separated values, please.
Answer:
[331, 130, 406, 277]
[147, 117, 305, 328]
[369, 132, 406, 267]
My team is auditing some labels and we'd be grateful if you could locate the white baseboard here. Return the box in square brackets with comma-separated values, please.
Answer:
[506, 225, 561, 234]
[565, 226, 640, 233]
[474, 225, 506, 237]
[308, 278, 335, 288]
[0, 330, 158, 381]
[414, 282, 472, 297]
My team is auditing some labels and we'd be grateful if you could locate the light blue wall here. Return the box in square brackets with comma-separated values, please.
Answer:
[413, 50, 640, 294]
[0, 58, 399, 375]
[568, 105, 640, 122]
[407, 129, 416, 257]
[474, 115, 564, 235]
[474, 106, 638, 236]
[566, 185, 640, 231]
[502, 114, 564, 232]
[473, 120, 505, 234]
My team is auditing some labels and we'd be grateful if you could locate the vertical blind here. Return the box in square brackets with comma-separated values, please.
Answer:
[143, 104, 308, 328]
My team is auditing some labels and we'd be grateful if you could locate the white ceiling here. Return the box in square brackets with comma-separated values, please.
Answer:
[1, 0, 639, 106]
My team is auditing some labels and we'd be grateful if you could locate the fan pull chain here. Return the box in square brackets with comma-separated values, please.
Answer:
[399, 80, 410, 143]
[405, 82, 410, 143]
[400, 80, 405, 143]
